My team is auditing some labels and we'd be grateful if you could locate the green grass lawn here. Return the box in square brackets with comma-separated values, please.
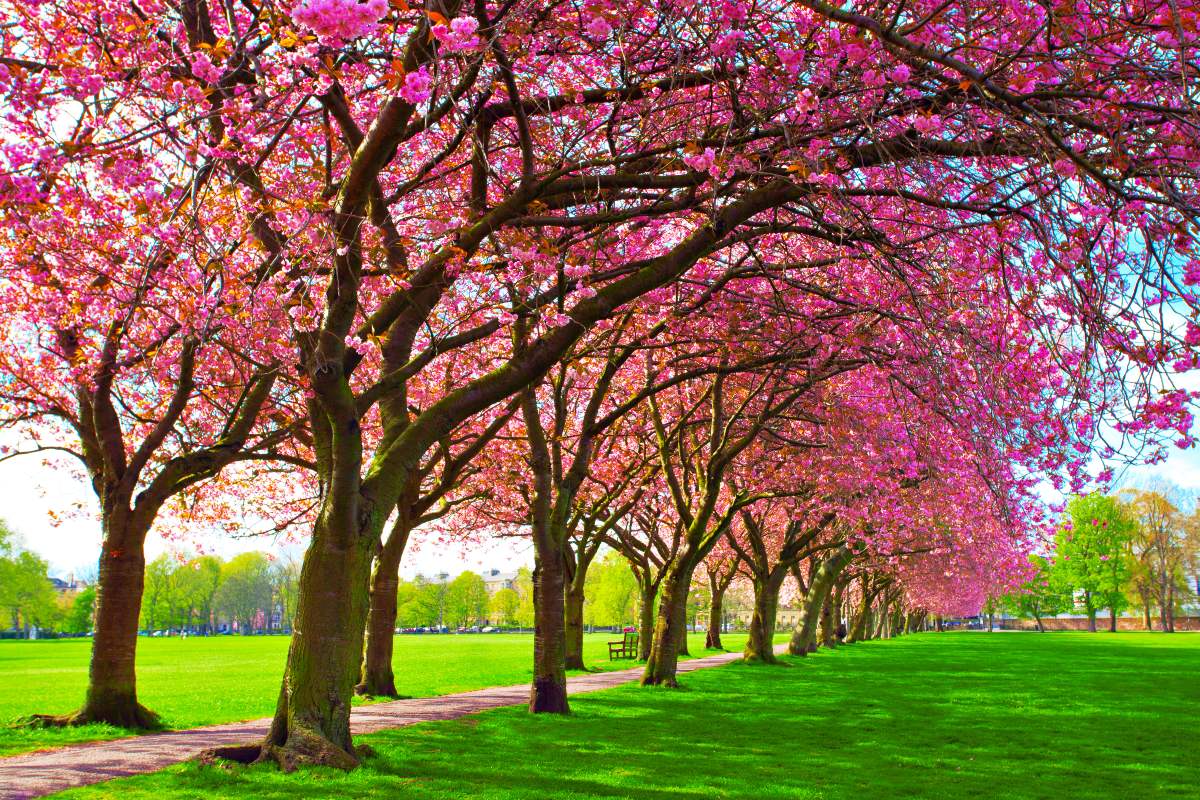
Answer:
[48, 632, 1200, 800]
[0, 631, 746, 756]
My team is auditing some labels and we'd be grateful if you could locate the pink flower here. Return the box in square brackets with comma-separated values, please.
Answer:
[914, 114, 943, 135]
[433, 17, 480, 51]
[683, 147, 717, 177]
[400, 66, 432, 105]
[888, 64, 911, 84]
[1184, 259, 1200, 286]
[777, 48, 804, 74]
[712, 30, 745, 57]
[585, 16, 612, 39]
[191, 51, 224, 84]
[291, 0, 388, 44]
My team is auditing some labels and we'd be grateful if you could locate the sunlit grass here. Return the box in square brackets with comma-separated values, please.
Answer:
[52, 632, 1200, 799]
[0, 631, 745, 756]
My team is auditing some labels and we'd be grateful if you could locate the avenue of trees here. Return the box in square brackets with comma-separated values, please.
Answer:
[0, 0, 1198, 771]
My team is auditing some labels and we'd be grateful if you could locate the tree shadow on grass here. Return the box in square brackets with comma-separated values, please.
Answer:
[56, 633, 1199, 800]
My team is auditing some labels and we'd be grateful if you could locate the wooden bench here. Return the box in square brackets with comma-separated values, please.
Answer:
[608, 629, 638, 660]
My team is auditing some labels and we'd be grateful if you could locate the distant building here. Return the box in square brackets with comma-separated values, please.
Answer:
[482, 569, 517, 595]
[48, 573, 87, 593]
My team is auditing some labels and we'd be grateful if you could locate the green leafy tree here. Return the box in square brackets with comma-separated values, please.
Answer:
[489, 588, 520, 627]
[176, 555, 222, 633]
[1055, 494, 1136, 632]
[62, 586, 97, 634]
[444, 571, 489, 628]
[1002, 555, 1069, 631]
[269, 556, 302, 631]
[0, 522, 60, 633]
[396, 575, 446, 628]
[513, 567, 535, 628]
[213, 552, 272, 633]
[140, 555, 177, 632]
[583, 552, 638, 627]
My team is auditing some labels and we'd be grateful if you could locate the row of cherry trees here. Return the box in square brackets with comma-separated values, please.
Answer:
[1, 0, 1198, 770]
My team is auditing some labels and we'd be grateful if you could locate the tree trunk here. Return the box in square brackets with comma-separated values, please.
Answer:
[846, 589, 873, 644]
[641, 555, 696, 686]
[818, 593, 837, 648]
[638, 580, 656, 660]
[73, 520, 159, 728]
[676, 585, 691, 657]
[261, 518, 375, 771]
[1086, 596, 1097, 633]
[1107, 607, 1117, 633]
[743, 573, 783, 663]
[529, 542, 569, 713]
[705, 586, 725, 650]
[355, 527, 408, 697]
[564, 585, 586, 670]
[788, 547, 851, 656]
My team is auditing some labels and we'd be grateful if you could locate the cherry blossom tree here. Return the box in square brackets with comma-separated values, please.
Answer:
[2, 0, 1199, 767]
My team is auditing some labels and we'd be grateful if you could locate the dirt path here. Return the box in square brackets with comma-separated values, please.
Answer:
[0, 646, 777, 799]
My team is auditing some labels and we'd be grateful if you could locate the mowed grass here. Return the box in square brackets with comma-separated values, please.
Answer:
[0, 631, 746, 756]
[53, 632, 1200, 800]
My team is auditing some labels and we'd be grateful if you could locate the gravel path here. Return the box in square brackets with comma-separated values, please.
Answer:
[0, 646, 774, 799]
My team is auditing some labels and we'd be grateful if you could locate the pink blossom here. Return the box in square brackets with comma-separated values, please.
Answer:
[913, 114, 944, 135]
[399, 66, 432, 105]
[712, 31, 745, 57]
[433, 17, 481, 51]
[291, 0, 388, 44]
[683, 147, 717, 176]
[585, 16, 612, 40]
[191, 51, 223, 84]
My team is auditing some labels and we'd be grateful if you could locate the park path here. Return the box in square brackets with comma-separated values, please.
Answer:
[0, 645, 781, 799]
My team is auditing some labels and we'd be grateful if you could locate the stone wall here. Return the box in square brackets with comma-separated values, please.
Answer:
[999, 616, 1200, 632]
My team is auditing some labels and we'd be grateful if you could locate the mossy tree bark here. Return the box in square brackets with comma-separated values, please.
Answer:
[733, 512, 835, 664]
[563, 584, 587, 670]
[521, 381, 572, 714]
[819, 592, 838, 647]
[565, 515, 610, 670]
[530, 539, 570, 713]
[45, 333, 277, 731]
[703, 555, 738, 650]
[356, 516, 411, 697]
[264, 511, 378, 770]
[677, 586, 692, 657]
[705, 589, 725, 649]
[788, 546, 853, 656]
[637, 577, 657, 659]
[75, 514, 158, 728]
[356, 403, 512, 698]
[744, 572, 784, 663]
[641, 552, 699, 686]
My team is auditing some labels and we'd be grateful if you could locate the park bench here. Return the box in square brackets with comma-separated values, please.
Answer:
[608, 629, 638, 660]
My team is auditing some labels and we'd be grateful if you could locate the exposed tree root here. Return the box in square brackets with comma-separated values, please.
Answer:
[16, 703, 162, 731]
